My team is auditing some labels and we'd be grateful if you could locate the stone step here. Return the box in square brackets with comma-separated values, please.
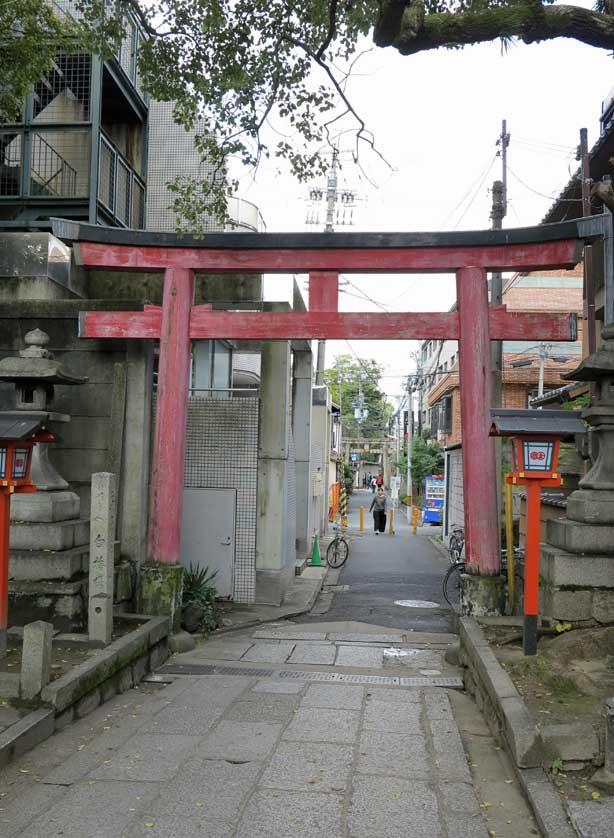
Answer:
[9, 545, 89, 581]
[10, 490, 80, 524]
[9, 518, 90, 552]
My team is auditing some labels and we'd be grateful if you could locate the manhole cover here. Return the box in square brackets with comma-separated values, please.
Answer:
[394, 599, 440, 609]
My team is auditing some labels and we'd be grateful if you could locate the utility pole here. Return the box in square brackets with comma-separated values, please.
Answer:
[406, 377, 413, 509]
[491, 120, 509, 550]
[538, 343, 546, 398]
[579, 128, 597, 391]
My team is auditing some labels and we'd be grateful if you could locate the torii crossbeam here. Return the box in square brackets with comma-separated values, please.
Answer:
[53, 219, 594, 580]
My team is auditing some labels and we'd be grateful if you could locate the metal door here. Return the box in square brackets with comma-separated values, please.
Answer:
[180, 488, 236, 598]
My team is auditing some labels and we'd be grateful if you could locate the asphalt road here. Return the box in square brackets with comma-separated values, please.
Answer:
[297, 489, 455, 632]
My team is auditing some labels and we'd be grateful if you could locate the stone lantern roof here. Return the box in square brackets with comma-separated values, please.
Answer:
[0, 328, 86, 387]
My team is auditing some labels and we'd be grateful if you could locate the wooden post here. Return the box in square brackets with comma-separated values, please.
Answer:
[147, 267, 194, 565]
[505, 480, 515, 613]
[388, 507, 394, 535]
[456, 267, 499, 575]
[359, 506, 364, 533]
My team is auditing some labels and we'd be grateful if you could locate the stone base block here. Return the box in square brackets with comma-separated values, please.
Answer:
[114, 561, 135, 604]
[542, 587, 593, 623]
[9, 546, 88, 581]
[8, 578, 87, 632]
[10, 491, 80, 523]
[547, 518, 614, 555]
[461, 573, 503, 617]
[255, 567, 294, 607]
[566, 490, 614, 525]
[9, 518, 90, 552]
[138, 563, 183, 632]
[593, 591, 614, 624]
[541, 544, 614, 589]
[540, 722, 600, 768]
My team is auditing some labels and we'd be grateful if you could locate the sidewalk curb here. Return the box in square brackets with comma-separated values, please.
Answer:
[460, 616, 542, 768]
[515, 767, 578, 838]
[428, 536, 449, 560]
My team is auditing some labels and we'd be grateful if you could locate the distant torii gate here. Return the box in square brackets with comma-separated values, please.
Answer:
[53, 219, 590, 579]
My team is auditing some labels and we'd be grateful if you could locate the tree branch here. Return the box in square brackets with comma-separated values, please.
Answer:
[375, 2, 614, 55]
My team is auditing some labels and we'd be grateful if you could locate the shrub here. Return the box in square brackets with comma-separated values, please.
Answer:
[182, 564, 219, 633]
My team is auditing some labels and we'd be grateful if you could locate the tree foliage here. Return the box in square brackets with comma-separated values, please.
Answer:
[3, 0, 614, 225]
[324, 354, 393, 439]
[411, 434, 444, 488]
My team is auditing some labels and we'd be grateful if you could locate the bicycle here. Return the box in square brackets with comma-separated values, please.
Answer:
[448, 525, 465, 565]
[326, 522, 350, 569]
[443, 559, 465, 606]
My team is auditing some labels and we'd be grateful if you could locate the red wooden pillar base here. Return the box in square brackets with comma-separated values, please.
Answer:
[147, 267, 194, 565]
[523, 481, 542, 655]
[0, 491, 10, 657]
[456, 267, 500, 576]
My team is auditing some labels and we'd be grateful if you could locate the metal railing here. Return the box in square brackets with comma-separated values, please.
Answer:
[98, 131, 146, 228]
[30, 133, 77, 197]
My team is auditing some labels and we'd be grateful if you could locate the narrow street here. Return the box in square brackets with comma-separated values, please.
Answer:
[0, 488, 541, 838]
[297, 489, 453, 633]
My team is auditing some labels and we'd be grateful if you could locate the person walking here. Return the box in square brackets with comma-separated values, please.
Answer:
[376, 472, 384, 489]
[370, 486, 388, 534]
[370, 476, 377, 493]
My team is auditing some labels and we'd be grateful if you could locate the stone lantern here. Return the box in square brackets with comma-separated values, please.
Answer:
[0, 329, 89, 629]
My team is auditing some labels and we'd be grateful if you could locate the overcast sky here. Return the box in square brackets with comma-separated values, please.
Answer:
[230, 26, 613, 400]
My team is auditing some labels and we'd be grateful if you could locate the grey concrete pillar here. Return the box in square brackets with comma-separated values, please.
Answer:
[292, 350, 313, 560]
[20, 620, 53, 700]
[256, 340, 292, 605]
[119, 342, 153, 565]
[88, 472, 118, 646]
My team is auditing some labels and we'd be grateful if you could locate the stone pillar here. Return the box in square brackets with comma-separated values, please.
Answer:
[20, 620, 53, 700]
[543, 325, 614, 624]
[592, 697, 614, 791]
[88, 472, 117, 646]
[256, 340, 292, 605]
[292, 350, 313, 561]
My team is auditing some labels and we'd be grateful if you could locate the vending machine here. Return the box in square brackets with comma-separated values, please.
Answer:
[423, 475, 445, 524]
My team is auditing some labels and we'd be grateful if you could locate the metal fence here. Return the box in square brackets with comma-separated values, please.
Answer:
[98, 132, 146, 228]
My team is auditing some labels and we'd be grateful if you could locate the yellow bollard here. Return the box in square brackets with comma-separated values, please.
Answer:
[412, 506, 419, 536]
[359, 506, 364, 533]
[505, 481, 515, 613]
[388, 507, 394, 535]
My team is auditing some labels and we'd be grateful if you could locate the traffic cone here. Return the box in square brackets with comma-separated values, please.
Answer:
[310, 532, 323, 566]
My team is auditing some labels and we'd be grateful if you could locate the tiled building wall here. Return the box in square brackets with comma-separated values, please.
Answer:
[444, 446, 464, 545]
[285, 428, 297, 573]
[183, 397, 259, 603]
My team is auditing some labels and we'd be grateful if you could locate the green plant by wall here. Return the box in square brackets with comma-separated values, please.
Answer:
[182, 564, 219, 633]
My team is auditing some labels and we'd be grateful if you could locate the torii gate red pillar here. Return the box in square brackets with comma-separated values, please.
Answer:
[147, 268, 194, 565]
[457, 267, 499, 574]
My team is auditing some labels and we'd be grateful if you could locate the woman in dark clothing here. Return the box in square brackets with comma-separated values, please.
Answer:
[369, 487, 388, 534]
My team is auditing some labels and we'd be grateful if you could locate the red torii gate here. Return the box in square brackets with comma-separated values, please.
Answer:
[52, 219, 586, 579]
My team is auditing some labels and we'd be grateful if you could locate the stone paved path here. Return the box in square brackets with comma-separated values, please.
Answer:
[0, 621, 540, 838]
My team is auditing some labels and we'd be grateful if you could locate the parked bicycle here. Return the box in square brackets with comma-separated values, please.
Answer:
[442, 539, 525, 609]
[443, 558, 464, 606]
[448, 525, 465, 565]
[326, 522, 350, 568]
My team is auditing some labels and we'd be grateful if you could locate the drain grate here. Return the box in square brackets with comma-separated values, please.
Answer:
[160, 663, 463, 688]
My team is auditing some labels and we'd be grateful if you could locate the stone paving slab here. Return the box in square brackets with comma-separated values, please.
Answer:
[335, 645, 385, 668]
[89, 733, 199, 782]
[357, 729, 430, 778]
[184, 639, 255, 660]
[260, 740, 353, 792]
[199, 721, 283, 761]
[237, 789, 344, 838]
[149, 756, 261, 817]
[567, 799, 614, 838]
[283, 707, 360, 744]
[20, 780, 161, 838]
[348, 774, 441, 838]
[253, 629, 328, 641]
[222, 695, 299, 723]
[173, 675, 254, 706]
[123, 813, 235, 837]
[301, 683, 365, 710]
[365, 686, 421, 703]
[251, 678, 305, 694]
[241, 642, 296, 663]
[329, 633, 406, 643]
[139, 702, 225, 735]
[287, 642, 337, 665]
[0, 781, 66, 838]
[363, 699, 422, 734]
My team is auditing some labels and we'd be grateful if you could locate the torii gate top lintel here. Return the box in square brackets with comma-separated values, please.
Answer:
[53, 217, 587, 275]
[51, 217, 591, 579]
